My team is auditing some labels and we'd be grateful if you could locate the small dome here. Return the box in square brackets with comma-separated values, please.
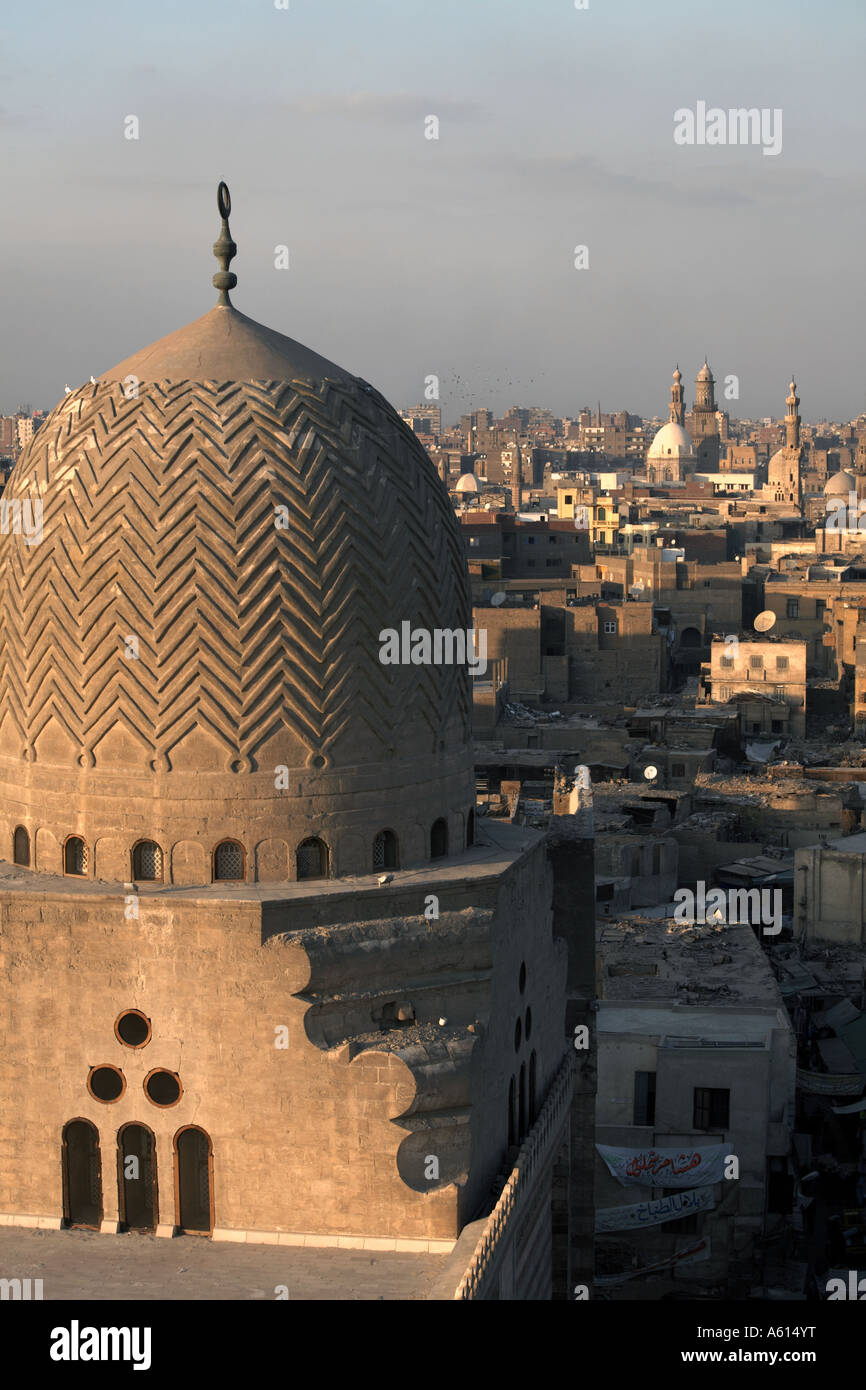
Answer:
[825, 470, 857, 495]
[697, 361, 714, 382]
[647, 422, 695, 460]
[455, 473, 480, 494]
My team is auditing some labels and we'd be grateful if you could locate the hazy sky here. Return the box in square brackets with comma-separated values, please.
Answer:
[2, 0, 864, 424]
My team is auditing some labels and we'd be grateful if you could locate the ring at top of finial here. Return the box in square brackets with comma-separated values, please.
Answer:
[218, 181, 231, 220]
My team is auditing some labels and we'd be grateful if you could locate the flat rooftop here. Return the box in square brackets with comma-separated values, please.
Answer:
[598, 916, 787, 1010]
[0, 1227, 447, 1301]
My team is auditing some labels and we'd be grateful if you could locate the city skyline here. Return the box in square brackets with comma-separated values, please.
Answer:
[2, 0, 865, 420]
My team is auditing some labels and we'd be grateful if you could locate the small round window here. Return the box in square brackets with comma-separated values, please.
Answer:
[115, 1010, 151, 1048]
[88, 1065, 126, 1103]
[144, 1069, 182, 1107]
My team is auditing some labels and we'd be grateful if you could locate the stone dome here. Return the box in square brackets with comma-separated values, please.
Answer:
[697, 361, 714, 382]
[455, 472, 480, 494]
[0, 191, 475, 885]
[825, 470, 857, 496]
[647, 421, 695, 460]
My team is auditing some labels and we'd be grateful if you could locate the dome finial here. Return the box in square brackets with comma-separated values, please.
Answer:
[212, 181, 237, 307]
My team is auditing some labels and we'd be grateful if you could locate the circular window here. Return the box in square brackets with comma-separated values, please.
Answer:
[519, 962, 527, 994]
[144, 1069, 182, 1107]
[525, 1007, 532, 1041]
[87, 1065, 126, 1103]
[115, 1010, 151, 1049]
[514, 1018, 522, 1052]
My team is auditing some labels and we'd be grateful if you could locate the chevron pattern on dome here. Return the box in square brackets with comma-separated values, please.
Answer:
[0, 377, 471, 770]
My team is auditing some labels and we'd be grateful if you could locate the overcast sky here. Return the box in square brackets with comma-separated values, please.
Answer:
[2, 0, 864, 424]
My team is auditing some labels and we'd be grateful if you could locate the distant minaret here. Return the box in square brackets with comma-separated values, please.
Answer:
[785, 377, 801, 450]
[669, 365, 685, 426]
[596, 400, 602, 427]
[692, 359, 719, 469]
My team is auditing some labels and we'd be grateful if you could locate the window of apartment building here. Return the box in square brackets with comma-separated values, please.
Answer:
[546, 559, 558, 567]
[564, 495, 573, 504]
[787, 599, 799, 618]
[719, 685, 732, 700]
[693, 1087, 729, 1130]
[703, 580, 711, 588]
[772, 720, 783, 733]
[468, 537, 480, 547]
[633, 1071, 656, 1126]
[816, 600, 826, 619]
[652, 844, 662, 874]
[526, 559, 535, 567]
[597, 507, 607, 520]
[548, 535, 557, 543]
[775, 685, 786, 699]
[603, 621, 617, 634]
[720, 655, 734, 668]
[671, 762, 685, 777]
[750, 655, 763, 669]
[776, 656, 789, 670]
[526, 536, 536, 545]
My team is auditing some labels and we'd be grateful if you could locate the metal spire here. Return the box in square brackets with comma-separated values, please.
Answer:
[212, 181, 237, 307]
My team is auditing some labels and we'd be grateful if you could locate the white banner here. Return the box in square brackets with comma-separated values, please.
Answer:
[595, 1185, 716, 1232]
[797, 1068, 866, 1096]
[597, 1143, 728, 1188]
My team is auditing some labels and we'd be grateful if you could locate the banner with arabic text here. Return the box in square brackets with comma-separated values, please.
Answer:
[597, 1143, 728, 1188]
[595, 1185, 717, 1231]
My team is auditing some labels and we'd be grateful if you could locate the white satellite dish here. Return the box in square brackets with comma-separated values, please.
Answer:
[643, 765, 658, 781]
[754, 611, 776, 633]
[491, 592, 506, 607]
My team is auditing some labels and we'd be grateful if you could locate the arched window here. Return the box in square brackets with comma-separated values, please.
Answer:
[518, 1063, 527, 1143]
[64, 836, 87, 876]
[13, 826, 29, 866]
[297, 837, 328, 880]
[174, 1127, 213, 1234]
[213, 840, 244, 882]
[373, 829, 398, 871]
[62, 1120, 102, 1229]
[132, 840, 163, 882]
[430, 818, 448, 859]
[529, 1051, 537, 1126]
[597, 507, 606, 521]
[467, 809, 475, 847]
[117, 1123, 158, 1233]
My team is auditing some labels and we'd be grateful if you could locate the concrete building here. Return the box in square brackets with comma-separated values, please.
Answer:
[701, 635, 807, 739]
[596, 916, 796, 1295]
[794, 832, 866, 945]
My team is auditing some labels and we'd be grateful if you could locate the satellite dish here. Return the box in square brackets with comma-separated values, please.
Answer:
[754, 611, 776, 633]
[491, 592, 506, 607]
[643, 765, 658, 781]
